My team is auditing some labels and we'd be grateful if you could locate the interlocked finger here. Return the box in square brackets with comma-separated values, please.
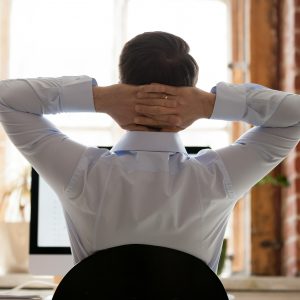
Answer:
[137, 92, 167, 99]
[135, 105, 178, 115]
[136, 97, 177, 108]
[140, 83, 178, 95]
[137, 91, 177, 100]
[134, 115, 181, 127]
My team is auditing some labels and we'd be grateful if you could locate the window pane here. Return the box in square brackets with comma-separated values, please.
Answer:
[9, 0, 115, 84]
[9, 0, 118, 145]
[127, 0, 231, 150]
[9, 0, 231, 148]
[127, 0, 230, 91]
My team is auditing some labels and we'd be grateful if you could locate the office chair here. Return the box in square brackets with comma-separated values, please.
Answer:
[52, 244, 229, 300]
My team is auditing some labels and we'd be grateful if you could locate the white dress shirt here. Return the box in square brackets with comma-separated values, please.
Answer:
[0, 77, 299, 272]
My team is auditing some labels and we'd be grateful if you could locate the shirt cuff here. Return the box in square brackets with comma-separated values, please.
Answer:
[210, 82, 247, 121]
[61, 76, 96, 113]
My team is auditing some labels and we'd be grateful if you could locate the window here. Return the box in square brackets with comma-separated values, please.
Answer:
[9, 0, 230, 149]
[6, 0, 236, 274]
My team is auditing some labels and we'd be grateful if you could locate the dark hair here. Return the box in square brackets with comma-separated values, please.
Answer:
[119, 31, 198, 87]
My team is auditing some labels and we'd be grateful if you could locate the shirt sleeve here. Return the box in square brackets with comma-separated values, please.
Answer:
[0, 76, 96, 195]
[211, 82, 300, 200]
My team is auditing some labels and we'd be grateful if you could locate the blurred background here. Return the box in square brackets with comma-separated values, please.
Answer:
[0, 0, 299, 280]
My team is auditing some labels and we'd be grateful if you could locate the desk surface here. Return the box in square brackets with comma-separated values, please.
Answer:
[0, 289, 300, 300]
[0, 290, 53, 299]
[0, 274, 299, 300]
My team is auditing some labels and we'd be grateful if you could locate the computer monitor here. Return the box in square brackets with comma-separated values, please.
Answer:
[29, 146, 210, 275]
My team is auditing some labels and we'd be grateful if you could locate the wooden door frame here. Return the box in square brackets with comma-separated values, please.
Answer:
[230, 0, 282, 275]
[230, 0, 250, 274]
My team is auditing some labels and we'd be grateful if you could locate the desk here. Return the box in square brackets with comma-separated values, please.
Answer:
[0, 274, 299, 300]
[0, 289, 299, 300]
[0, 275, 55, 299]
[0, 289, 53, 299]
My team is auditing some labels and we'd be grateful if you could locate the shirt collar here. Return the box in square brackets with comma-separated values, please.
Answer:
[112, 131, 187, 154]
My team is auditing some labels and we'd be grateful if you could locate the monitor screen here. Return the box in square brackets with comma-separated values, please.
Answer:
[29, 146, 210, 275]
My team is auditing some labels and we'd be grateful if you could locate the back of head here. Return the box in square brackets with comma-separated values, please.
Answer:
[119, 31, 199, 87]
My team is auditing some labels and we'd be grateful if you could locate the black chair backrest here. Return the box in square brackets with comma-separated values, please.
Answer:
[53, 244, 229, 300]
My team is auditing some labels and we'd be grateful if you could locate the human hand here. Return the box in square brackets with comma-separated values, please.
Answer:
[134, 84, 216, 131]
[93, 84, 181, 131]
